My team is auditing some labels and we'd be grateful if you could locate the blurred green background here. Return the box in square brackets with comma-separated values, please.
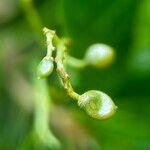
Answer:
[0, 0, 150, 149]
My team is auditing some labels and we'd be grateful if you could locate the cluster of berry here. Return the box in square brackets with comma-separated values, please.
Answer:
[37, 27, 117, 120]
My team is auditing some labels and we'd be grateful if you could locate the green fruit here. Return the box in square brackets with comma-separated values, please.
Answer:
[78, 90, 117, 120]
[37, 57, 54, 79]
[85, 44, 115, 68]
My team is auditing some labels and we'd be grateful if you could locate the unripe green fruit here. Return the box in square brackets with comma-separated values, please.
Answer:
[37, 57, 54, 79]
[78, 90, 117, 120]
[85, 44, 115, 68]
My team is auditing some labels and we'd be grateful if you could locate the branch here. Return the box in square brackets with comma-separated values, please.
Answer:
[55, 39, 80, 100]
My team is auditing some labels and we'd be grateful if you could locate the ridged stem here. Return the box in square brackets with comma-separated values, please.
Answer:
[55, 39, 80, 100]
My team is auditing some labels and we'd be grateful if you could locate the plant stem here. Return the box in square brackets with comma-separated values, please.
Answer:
[55, 39, 80, 100]
[43, 27, 55, 58]
[66, 55, 87, 69]
[20, 0, 43, 40]
[34, 79, 60, 149]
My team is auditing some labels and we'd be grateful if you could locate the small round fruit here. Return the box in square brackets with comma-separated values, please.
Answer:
[78, 90, 117, 120]
[37, 57, 54, 79]
[85, 43, 115, 68]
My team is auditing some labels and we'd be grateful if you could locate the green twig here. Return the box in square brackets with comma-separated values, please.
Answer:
[55, 39, 80, 100]
[34, 79, 60, 149]
[66, 55, 87, 69]
[20, 0, 43, 40]
[43, 28, 55, 57]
